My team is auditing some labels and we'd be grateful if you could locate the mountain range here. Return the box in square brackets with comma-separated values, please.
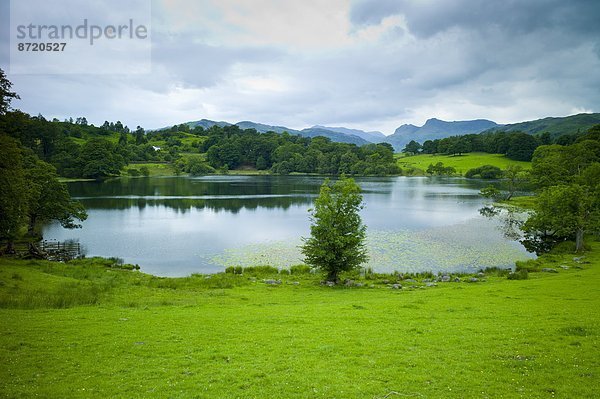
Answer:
[166, 113, 600, 150]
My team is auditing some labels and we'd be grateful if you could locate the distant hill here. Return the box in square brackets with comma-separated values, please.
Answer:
[384, 118, 499, 150]
[480, 113, 600, 137]
[167, 119, 371, 145]
[235, 121, 301, 135]
[300, 127, 370, 145]
[311, 125, 386, 143]
[187, 119, 231, 129]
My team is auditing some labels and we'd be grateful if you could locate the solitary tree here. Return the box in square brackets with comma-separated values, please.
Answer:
[301, 177, 368, 283]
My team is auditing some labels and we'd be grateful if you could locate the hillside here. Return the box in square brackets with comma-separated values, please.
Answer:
[311, 125, 386, 143]
[384, 118, 499, 150]
[299, 127, 370, 145]
[481, 113, 600, 137]
[397, 152, 531, 175]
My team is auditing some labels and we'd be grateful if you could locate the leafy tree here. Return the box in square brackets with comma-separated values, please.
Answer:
[479, 185, 503, 201]
[0, 68, 20, 115]
[23, 156, 87, 237]
[465, 165, 502, 179]
[402, 140, 422, 155]
[506, 132, 539, 161]
[450, 138, 470, 155]
[301, 178, 368, 283]
[0, 134, 28, 252]
[521, 182, 599, 253]
[78, 138, 125, 179]
[421, 140, 437, 154]
[503, 165, 527, 200]
[426, 162, 456, 176]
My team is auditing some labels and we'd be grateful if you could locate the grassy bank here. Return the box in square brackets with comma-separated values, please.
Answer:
[397, 152, 531, 175]
[1, 246, 598, 398]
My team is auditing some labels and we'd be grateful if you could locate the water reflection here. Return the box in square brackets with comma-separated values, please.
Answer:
[43, 176, 532, 276]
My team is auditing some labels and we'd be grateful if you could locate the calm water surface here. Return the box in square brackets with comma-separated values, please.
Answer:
[43, 176, 533, 276]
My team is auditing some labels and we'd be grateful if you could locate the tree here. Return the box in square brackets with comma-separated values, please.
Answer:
[0, 68, 20, 115]
[521, 183, 599, 253]
[0, 134, 28, 252]
[506, 132, 539, 161]
[402, 140, 422, 155]
[503, 165, 527, 200]
[78, 138, 125, 179]
[301, 178, 368, 283]
[465, 165, 503, 179]
[23, 156, 87, 237]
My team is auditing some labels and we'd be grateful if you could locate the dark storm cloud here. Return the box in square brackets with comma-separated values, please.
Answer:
[350, 0, 600, 39]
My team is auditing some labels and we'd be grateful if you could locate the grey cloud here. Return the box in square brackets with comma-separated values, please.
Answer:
[150, 34, 284, 91]
[350, 0, 600, 39]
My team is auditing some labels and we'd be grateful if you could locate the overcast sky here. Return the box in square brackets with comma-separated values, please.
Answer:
[1, 0, 599, 134]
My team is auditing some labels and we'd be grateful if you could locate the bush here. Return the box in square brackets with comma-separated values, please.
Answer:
[140, 166, 150, 176]
[290, 264, 312, 275]
[515, 259, 543, 272]
[189, 162, 215, 176]
[127, 168, 141, 176]
[465, 165, 503, 179]
[225, 266, 243, 274]
[507, 269, 529, 280]
[242, 266, 279, 276]
[426, 162, 456, 176]
[481, 267, 511, 277]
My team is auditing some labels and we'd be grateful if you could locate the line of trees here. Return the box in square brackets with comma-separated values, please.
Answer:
[402, 130, 576, 161]
[201, 125, 401, 175]
[1, 102, 401, 179]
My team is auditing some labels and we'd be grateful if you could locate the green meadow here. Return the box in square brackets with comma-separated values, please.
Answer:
[397, 152, 532, 175]
[1, 244, 598, 398]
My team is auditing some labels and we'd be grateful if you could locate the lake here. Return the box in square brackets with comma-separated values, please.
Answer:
[43, 176, 533, 276]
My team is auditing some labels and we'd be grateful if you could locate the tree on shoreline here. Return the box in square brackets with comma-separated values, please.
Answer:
[0, 135, 27, 253]
[301, 177, 368, 283]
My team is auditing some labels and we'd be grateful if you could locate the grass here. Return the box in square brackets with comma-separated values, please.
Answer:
[1, 244, 599, 398]
[124, 162, 177, 177]
[397, 152, 532, 175]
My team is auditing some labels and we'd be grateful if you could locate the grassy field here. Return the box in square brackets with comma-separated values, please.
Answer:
[1, 244, 598, 398]
[397, 152, 532, 175]
[124, 162, 177, 177]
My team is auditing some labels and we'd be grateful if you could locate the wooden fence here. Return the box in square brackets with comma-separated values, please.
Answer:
[39, 240, 82, 260]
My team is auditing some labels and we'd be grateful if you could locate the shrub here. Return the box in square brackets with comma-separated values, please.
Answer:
[465, 165, 503, 179]
[515, 259, 543, 272]
[127, 168, 141, 176]
[290, 264, 312, 275]
[242, 266, 279, 276]
[140, 166, 150, 176]
[507, 269, 529, 280]
[481, 267, 511, 277]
